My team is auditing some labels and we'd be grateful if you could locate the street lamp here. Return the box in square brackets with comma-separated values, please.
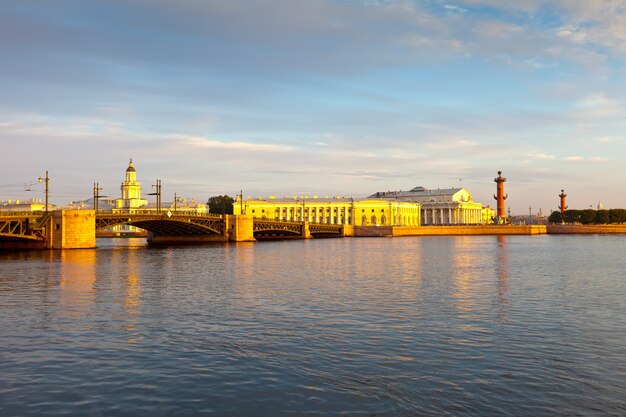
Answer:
[38, 171, 50, 213]
[93, 183, 108, 212]
[149, 179, 162, 213]
[173, 193, 181, 213]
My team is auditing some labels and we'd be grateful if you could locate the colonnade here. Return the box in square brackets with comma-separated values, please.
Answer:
[421, 206, 484, 225]
[274, 205, 352, 225]
[242, 199, 422, 227]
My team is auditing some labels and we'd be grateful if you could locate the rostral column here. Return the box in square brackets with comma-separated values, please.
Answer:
[493, 171, 508, 223]
[558, 189, 567, 220]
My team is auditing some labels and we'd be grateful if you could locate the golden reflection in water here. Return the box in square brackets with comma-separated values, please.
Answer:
[451, 236, 481, 311]
[496, 235, 509, 315]
[59, 249, 97, 318]
[393, 238, 423, 285]
[123, 248, 142, 336]
[233, 242, 256, 280]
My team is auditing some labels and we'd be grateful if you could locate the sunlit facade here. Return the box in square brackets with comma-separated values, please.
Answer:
[369, 186, 492, 225]
[0, 199, 46, 212]
[111, 160, 207, 214]
[233, 196, 422, 226]
[115, 159, 148, 211]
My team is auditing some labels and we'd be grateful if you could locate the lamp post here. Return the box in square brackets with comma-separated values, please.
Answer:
[149, 179, 162, 213]
[173, 193, 181, 213]
[92, 183, 107, 212]
[38, 171, 50, 213]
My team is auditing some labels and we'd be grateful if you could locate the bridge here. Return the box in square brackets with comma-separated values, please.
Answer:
[0, 210, 348, 249]
[0, 212, 50, 249]
[97, 211, 345, 241]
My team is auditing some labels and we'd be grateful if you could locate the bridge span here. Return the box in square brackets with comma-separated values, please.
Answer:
[97, 211, 347, 242]
[0, 210, 350, 249]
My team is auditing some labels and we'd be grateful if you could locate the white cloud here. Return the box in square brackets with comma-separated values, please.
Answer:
[425, 139, 477, 150]
[596, 135, 624, 142]
[173, 135, 295, 153]
[562, 155, 608, 163]
[528, 152, 556, 160]
[556, 26, 588, 43]
[576, 93, 623, 117]
[444, 5, 468, 13]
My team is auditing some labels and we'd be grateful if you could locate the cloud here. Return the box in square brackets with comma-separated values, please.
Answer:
[444, 4, 468, 13]
[596, 135, 624, 142]
[174, 135, 295, 153]
[562, 155, 608, 163]
[576, 93, 623, 118]
[528, 152, 556, 160]
[424, 139, 477, 150]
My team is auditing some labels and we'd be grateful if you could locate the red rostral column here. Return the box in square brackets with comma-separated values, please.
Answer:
[493, 171, 508, 222]
[558, 189, 567, 218]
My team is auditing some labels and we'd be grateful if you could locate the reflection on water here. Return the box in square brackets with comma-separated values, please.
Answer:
[59, 249, 97, 320]
[496, 235, 509, 315]
[1, 235, 626, 416]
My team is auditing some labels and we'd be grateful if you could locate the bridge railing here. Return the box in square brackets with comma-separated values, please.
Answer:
[95, 209, 224, 218]
[251, 216, 349, 227]
[0, 210, 48, 217]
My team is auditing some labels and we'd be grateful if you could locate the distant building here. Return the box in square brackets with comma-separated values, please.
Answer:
[0, 198, 47, 212]
[114, 159, 148, 211]
[368, 186, 490, 225]
[233, 196, 422, 227]
[112, 159, 207, 215]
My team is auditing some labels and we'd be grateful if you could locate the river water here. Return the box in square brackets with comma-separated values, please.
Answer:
[1, 235, 625, 416]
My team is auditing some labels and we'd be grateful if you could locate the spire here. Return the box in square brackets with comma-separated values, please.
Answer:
[126, 158, 136, 172]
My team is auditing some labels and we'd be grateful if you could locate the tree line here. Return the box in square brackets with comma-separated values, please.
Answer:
[548, 209, 626, 224]
[207, 195, 234, 214]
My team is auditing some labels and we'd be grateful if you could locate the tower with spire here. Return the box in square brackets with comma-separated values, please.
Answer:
[115, 159, 148, 210]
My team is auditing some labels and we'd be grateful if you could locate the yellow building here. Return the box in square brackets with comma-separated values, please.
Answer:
[115, 159, 148, 211]
[369, 186, 490, 225]
[111, 160, 207, 214]
[0, 199, 47, 212]
[233, 196, 421, 226]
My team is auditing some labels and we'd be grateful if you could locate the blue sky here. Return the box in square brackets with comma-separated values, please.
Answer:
[1, 0, 625, 214]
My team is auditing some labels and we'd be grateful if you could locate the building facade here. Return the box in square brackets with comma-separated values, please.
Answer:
[369, 186, 492, 225]
[111, 160, 207, 214]
[0, 199, 46, 212]
[115, 159, 148, 211]
[233, 196, 421, 227]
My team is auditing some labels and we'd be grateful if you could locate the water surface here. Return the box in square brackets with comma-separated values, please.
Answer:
[1, 235, 625, 416]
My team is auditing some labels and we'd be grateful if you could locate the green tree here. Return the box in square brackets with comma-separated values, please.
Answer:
[563, 209, 580, 224]
[548, 211, 562, 224]
[580, 209, 596, 225]
[207, 195, 234, 214]
[610, 208, 626, 224]
[595, 210, 610, 224]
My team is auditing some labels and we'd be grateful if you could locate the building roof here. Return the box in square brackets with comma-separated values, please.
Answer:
[368, 186, 464, 199]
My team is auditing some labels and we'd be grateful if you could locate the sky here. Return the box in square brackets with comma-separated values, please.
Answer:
[1, 0, 625, 214]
